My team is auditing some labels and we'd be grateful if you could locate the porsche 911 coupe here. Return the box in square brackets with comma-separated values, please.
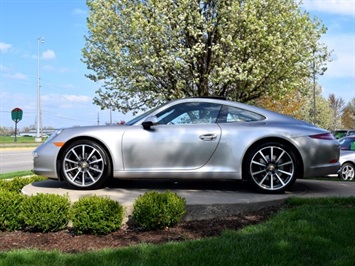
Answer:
[32, 97, 340, 193]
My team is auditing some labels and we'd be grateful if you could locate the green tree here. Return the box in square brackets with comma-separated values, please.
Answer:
[83, 0, 331, 114]
[328, 94, 345, 130]
[0, 126, 15, 136]
[301, 83, 333, 130]
[315, 95, 333, 130]
[342, 98, 355, 129]
[254, 87, 309, 120]
[255, 81, 333, 130]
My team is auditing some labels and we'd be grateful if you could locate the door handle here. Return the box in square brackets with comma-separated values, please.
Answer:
[199, 134, 217, 141]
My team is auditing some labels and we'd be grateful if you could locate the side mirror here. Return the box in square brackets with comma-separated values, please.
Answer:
[142, 116, 158, 130]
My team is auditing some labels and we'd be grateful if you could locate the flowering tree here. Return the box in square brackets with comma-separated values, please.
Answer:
[82, 0, 331, 114]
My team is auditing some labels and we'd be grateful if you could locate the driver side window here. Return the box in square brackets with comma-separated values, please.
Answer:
[156, 102, 222, 125]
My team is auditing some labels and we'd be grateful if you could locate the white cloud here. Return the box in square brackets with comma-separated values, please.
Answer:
[42, 94, 91, 108]
[42, 49, 56, 60]
[62, 84, 75, 89]
[73, 8, 87, 16]
[4, 72, 28, 80]
[42, 65, 70, 73]
[303, 0, 355, 16]
[0, 42, 12, 53]
[323, 34, 355, 78]
[62, 94, 91, 102]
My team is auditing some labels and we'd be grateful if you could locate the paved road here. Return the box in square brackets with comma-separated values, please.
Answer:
[0, 148, 34, 174]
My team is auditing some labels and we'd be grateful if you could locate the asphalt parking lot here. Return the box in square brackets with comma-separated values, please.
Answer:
[22, 178, 355, 221]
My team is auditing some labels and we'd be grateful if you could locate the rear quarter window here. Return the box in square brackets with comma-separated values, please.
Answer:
[218, 105, 265, 123]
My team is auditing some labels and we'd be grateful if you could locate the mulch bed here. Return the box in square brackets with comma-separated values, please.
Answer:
[0, 205, 284, 253]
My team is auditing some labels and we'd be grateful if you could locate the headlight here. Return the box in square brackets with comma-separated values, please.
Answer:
[45, 128, 64, 143]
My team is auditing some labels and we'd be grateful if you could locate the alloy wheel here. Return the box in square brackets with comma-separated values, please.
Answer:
[249, 145, 295, 191]
[62, 143, 107, 188]
[339, 163, 355, 181]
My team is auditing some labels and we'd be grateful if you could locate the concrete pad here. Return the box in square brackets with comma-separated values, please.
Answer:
[22, 179, 355, 221]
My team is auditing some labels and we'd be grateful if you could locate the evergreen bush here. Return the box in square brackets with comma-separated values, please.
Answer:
[132, 190, 186, 230]
[0, 176, 47, 193]
[20, 193, 70, 232]
[70, 195, 124, 235]
[0, 191, 25, 231]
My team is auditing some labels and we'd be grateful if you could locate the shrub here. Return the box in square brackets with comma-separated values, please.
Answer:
[0, 175, 47, 193]
[70, 195, 124, 235]
[20, 193, 70, 232]
[0, 191, 26, 231]
[132, 190, 186, 230]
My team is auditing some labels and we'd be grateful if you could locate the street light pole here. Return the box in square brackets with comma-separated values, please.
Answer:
[312, 48, 317, 125]
[35, 37, 44, 142]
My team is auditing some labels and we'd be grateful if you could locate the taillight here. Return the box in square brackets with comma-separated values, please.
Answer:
[309, 133, 335, 140]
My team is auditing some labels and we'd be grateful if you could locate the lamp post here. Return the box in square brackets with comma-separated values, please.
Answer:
[312, 48, 317, 125]
[35, 37, 44, 142]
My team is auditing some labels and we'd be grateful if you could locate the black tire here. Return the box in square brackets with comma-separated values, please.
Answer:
[338, 162, 355, 181]
[243, 142, 298, 193]
[59, 140, 112, 189]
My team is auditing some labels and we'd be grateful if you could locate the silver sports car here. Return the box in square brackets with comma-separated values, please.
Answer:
[338, 136, 355, 180]
[32, 97, 340, 193]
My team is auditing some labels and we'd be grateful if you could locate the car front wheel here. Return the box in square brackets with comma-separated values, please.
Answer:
[338, 162, 355, 181]
[244, 142, 298, 193]
[60, 140, 111, 189]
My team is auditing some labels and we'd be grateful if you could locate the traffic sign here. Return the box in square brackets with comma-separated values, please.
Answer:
[11, 107, 23, 123]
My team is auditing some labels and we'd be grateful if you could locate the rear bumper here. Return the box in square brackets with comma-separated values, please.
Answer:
[303, 162, 340, 178]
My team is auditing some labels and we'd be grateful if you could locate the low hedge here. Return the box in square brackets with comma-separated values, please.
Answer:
[0, 177, 187, 234]
[70, 195, 124, 235]
[20, 193, 71, 232]
[133, 190, 186, 230]
[0, 175, 47, 193]
[0, 191, 26, 231]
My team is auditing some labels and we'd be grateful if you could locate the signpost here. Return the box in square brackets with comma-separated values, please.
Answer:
[11, 107, 23, 142]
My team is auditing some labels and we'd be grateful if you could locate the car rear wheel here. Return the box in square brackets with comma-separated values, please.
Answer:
[244, 142, 298, 193]
[60, 140, 111, 189]
[338, 162, 355, 181]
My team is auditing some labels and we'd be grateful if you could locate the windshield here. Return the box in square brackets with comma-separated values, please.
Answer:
[339, 137, 355, 151]
[125, 104, 164, 125]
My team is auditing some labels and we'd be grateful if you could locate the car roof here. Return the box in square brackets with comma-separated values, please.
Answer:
[339, 136, 355, 140]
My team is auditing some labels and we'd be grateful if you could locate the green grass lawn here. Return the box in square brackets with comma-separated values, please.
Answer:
[0, 171, 34, 180]
[0, 136, 43, 149]
[0, 136, 36, 143]
[0, 197, 354, 266]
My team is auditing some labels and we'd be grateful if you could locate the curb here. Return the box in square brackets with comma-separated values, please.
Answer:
[22, 179, 308, 222]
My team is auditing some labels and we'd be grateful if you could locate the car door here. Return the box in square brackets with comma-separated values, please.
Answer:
[121, 102, 222, 171]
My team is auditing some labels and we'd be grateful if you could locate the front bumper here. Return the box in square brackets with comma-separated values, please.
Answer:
[32, 142, 61, 179]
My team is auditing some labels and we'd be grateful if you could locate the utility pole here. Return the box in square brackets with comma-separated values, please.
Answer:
[35, 36, 44, 142]
[312, 48, 317, 125]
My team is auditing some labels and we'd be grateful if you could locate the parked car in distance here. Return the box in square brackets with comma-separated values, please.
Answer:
[338, 136, 355, 180]
[332, 130, 348, 139]
[32, 97, 340, 193]
[332, 130, 355, 139]
[346, 130, 355, 137]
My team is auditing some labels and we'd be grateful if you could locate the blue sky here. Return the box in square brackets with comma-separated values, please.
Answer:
[0, 0, 354, 129]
